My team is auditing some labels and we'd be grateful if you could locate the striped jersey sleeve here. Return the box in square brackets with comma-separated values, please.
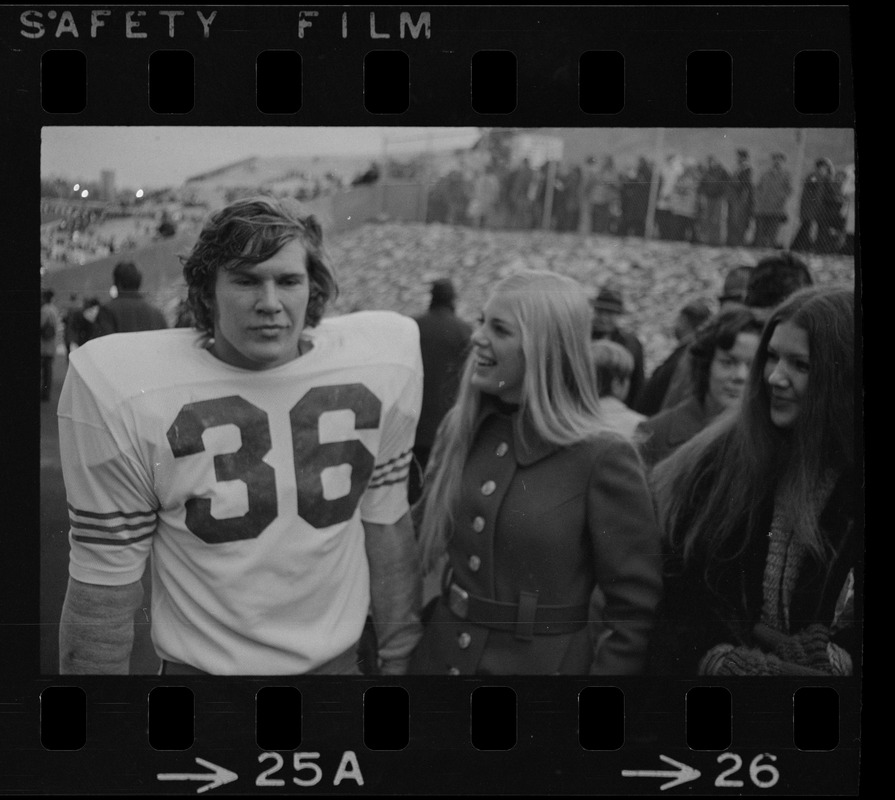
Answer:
[359, 317, 423, 525]
[58, 350, 157, 586]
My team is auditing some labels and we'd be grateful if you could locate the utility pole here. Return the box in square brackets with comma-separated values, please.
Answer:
[786, 128, 809, 248]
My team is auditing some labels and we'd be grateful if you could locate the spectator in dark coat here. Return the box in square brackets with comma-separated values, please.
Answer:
[590, 287, 646, 408]
[62, 294, 79, 356]
[726, 149, 754, 246]
[67, 297, 102, 350]
[619, 157, 653, 237]
[791, 158, 839, 254]
[636, 298, 713, 417]
[95, 261, 168, 336]
[555, 165, 582, 232]
[696, 155, 730, 245]
[410, 279, 472, 504]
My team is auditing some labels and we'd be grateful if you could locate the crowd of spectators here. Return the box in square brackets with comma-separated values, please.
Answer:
[425, 149, 856, 255]
[40, 204, 206, 268]
[40, 205, 135, 266]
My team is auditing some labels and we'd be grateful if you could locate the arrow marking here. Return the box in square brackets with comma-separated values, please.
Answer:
[158, 757, 238, 794]
[622, 754, 701, 791]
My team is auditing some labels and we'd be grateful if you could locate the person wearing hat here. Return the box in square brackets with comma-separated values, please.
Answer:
[411, 279, 472, 505]
[753, 152, 793, 248]
[591, 287, 646, 407]
[718, 264, 754, 310]
[726, 149, 754, 247]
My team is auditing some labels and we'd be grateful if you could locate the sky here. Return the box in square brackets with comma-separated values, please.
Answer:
[41, 126, 481, 190]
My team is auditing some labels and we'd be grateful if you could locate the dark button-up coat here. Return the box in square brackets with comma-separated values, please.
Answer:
[647, 471, 857, 675]
[411, 403, 663, 675]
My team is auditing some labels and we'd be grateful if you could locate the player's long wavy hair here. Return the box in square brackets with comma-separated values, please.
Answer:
[180, 195, 338, 334]
[417, 270, 606, 572]
[652, 285, 855, 589]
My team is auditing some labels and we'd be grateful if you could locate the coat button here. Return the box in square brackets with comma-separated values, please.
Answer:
[471, 516, 485, 533]
[481, 480, 496, 496]
[448, 667, 460, 676]
[468, 554, 482, 572]
[495, 441, 509, 457]
[458, 632, 472, 649]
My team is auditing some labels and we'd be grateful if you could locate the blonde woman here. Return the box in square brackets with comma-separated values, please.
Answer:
[410, 271, 662, 675]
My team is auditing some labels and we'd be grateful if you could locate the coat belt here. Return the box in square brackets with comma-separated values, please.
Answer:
[442, 567, 588, 639]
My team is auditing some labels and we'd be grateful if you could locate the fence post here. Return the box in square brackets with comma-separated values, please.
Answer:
[645, 127, 664, 239]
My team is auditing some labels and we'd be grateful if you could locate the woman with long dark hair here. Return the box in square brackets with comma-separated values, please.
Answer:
[648, 285, 857, 675]
[411, 270, 663, 675]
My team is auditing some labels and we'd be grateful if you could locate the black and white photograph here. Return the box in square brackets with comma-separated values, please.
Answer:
[40, 125, 857, 679]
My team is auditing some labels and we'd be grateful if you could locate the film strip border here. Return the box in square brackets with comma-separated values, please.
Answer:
[4, 6, 855, 125]
[8, 678, 862, 793]
[2, 4, 860, 795]
[36, 47, 843, 118]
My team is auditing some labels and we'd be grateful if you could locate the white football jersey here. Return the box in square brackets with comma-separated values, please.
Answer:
[58, 311, 422, 674]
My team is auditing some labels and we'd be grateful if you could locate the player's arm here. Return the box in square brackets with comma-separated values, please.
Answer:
[363, 511, 423, 676]
[57, 349, 157, 675]
[360, 313, 425, 675]
[59, 576, 144, 675]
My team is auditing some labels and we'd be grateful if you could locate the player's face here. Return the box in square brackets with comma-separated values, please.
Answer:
[210, 238, 310, 371]
[470, 294, 526, 404]
[764, 321, 810, 429]
[707, 331, 760, 412]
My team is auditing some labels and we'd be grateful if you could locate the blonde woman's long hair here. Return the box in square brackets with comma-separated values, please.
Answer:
[417, 270, 606, 571]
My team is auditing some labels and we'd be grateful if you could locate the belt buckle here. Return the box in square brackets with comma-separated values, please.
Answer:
[447, 583, 469, 620]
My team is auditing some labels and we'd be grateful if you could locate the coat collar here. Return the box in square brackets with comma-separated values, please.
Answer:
[475, 395, 561, 466]
[665, 395, 714, 446]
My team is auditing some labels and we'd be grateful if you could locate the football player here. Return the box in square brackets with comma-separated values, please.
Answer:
[58, 196, 423, 675]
